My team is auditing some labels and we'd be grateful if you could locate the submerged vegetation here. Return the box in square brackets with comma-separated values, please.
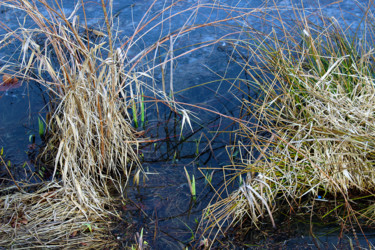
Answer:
[1, 0, 375, 248]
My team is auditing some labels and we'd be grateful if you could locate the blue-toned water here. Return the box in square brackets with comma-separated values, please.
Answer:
[1, 0, 374, 248]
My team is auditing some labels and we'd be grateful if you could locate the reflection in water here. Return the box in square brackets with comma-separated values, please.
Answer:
[117, 97, 238, 248]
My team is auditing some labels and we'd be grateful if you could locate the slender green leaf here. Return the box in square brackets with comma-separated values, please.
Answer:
[132, 101, 138, 128]
[38, 117, 44, 137]
[140, 95, 145, 127]
[84, 223, 92, 233]
[192, 175, 196, 201]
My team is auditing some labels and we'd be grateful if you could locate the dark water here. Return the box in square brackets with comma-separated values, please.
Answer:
[1, 0, 375, 248]
[0, 78, 49, 184]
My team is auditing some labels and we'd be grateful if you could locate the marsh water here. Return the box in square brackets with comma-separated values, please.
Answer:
[1, 0, 375, 248]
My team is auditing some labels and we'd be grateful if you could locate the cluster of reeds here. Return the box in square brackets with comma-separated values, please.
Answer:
[203, 5, 375, 247]
[0, 0, 141, 247]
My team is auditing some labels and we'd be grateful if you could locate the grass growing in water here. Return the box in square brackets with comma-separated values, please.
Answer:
[202, 3, 375, 248]
[0, 0, 143, 247]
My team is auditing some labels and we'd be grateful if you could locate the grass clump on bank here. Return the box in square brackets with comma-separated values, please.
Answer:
[203, 5, 375, 247]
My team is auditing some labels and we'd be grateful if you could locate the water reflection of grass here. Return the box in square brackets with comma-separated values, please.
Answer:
[203, 4, 375, 249]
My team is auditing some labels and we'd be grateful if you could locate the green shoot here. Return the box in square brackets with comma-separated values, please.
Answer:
[238, 174, 243, 187]
[192, 175, 196, 200]
[205, 171, 212, 185]
[173, 151, 178, 163]
[38, 117, 44, 138]
[177, 218, 195, 241]
[184, 167, 196, 201]
[195, 136, 202, 156]
[38, 166, 46, 178]
[132, 101, 138, 128]
[232, 147, 239, 159]
[29, 134, 35, 143]
[205, 208, 210, 219]
[140, 94, 145, 128]
[84, 223, 92, 233]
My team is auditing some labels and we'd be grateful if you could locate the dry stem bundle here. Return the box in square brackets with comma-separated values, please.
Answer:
[1, 0, 142, 247]
[203, 4, 375, 246]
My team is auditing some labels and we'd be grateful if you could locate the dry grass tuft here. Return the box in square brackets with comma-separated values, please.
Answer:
[0, 182, 117, 249]
[10, 0, 142, 212]
[0, 0, 142, 247]
[202, 3, 375, 247]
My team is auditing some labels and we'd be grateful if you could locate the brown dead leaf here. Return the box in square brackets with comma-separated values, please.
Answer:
[2, 73, 18, 85]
